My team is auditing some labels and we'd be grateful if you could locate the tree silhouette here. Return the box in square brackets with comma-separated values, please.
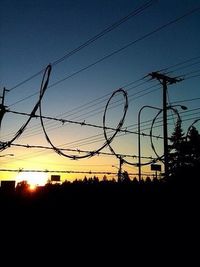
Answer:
[187, 126, 200, 167]
[122, 171, 131, 183]
[168, 121, 185, 177]
[16, 180, 29, 192]
[168, 122, 200, 181]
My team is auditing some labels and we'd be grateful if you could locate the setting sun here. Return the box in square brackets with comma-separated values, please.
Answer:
[29, 184, 37, 191]
[15, 172, 48, 187]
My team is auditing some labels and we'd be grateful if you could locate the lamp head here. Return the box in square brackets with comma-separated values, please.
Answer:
[180, 105, 187, 110]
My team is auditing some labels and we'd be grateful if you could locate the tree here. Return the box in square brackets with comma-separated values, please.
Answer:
[16, 180, 29, 193]
[102, 175, 107, 182]
[122, 171, 131, 183]
[168, 121, 185, 177]
[168, 122, 200, 180]
[187, 126, 200, 167]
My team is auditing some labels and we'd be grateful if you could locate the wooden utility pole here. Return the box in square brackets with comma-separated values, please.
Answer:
[148, 72, 183, 179]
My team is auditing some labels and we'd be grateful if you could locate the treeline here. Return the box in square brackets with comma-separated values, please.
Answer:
[0, 122, 199, 217]
[0, 171, 198, 212]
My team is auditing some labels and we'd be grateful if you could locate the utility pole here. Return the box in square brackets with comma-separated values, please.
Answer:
[148, 72, 183, 179]
[0, 87, 8, 130]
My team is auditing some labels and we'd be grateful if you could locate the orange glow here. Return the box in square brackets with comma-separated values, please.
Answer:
[29, 184, 37, 191]
[15, 172, 48, 187]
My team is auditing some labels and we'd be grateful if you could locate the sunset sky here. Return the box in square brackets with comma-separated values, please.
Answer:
[1, 0, 200, 185]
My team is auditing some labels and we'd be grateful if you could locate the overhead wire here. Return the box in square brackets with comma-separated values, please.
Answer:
[0, 65, 52, 152]
[6, 61, 200, 140]
[38, 88, 129, 159]
[164, 60, 200, 74]
[4, 93, 200, 148]
[1, 5, 200, 174]
[7, 7, 200, 108]
[3, 111, 199, 165]
[5, 67, 199, 141]
[8, 114, 199, 163]
[7, 55, 200, 108]
[10, 143, 154, 160]
[10, 110, 200, 155]
[3, 81, 159, 140]
[40, 6, 200, 91]
[158, 55, 200, 72]
[171, 97, 200, 105]
[0, 168, 143, 176]
[5, 87, 164, 141]
[8, 0, 156, 93]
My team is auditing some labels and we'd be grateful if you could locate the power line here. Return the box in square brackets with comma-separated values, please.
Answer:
[2, 88, 129, 160]
[7, 7, 200, 108]
[4, 99, 199, 148]
[185, 74, 200, 80]
[5, 75, 199, 142]
[126, 107, 200, 129]
[181, 69, 200, 77]
[8, 76, 145, 108]
[171, 97, 200, 104]
[8, 0, 155, 92]
[0, 65, 52, 152]
[4, 83, 160, 140]
[68, 115, 200, 149]
[46, 7, 200, 90]
[49, 83, 159, 124]
[6, 109, 164, 140]
[0, 168, 118, 175]
[10, 143, 154, 160]
[3, 115, 197, 164]
[7, 56, 200, 115]
[4, 114, 199, 163]
[2, 93, 199, 149]
[0, 168, 144, 176]
[158, 55, 200, 72]
[7, 63, 200, 140]
[164, 60, 200, 74]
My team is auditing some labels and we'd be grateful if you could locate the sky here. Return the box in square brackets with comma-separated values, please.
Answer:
[0, 0, 200, 184]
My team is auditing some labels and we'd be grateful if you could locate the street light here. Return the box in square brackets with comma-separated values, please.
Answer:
[138, 105, 161, 182]
[137, 104, 187, 182]
[179, 105, 187, 111]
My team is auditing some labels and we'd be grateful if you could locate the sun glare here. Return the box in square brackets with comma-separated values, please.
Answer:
[29, 184, 37, 191]
[16, 172, 48, 187]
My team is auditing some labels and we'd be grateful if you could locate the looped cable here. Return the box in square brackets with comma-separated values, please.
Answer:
[150, 106, 182, 164]
[103, 88, 128, 157]
[185, 118, 200, 141]
[39, 88, 128, 159]
[0, 64, 52, 152]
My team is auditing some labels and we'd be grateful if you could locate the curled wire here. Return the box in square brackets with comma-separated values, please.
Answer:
[186, 118, 200, 141]
[0, 65, 52, 152]
[102, 89, 137, 165]
[103, 88, 128, 157]
[150, 106, 182, 164]
[39, 88, 128, 159]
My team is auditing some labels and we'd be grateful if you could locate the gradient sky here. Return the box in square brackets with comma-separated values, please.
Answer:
[1, 0, 200, 184]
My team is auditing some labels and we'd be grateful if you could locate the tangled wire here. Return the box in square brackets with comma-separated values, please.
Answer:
[0, 64, 52, 152]
[1, 65, 129, 160]
[150, 106, 182, 164]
